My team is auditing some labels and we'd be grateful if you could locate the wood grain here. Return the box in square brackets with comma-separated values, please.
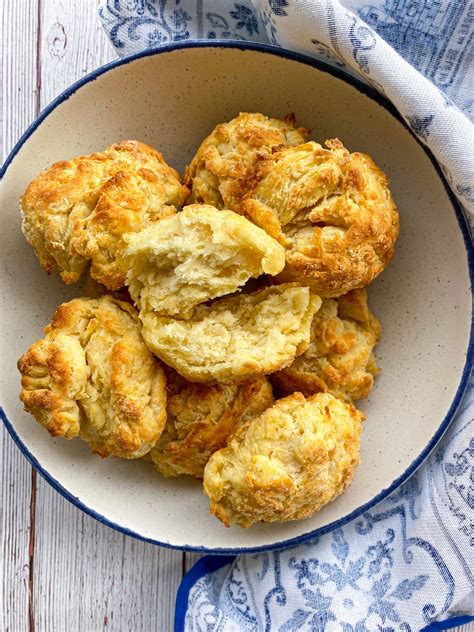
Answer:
[38, 0, 115, 110]
[2, 1, 471, 631]
[33, 500, 183, 631]
[1, 0, 39, 155]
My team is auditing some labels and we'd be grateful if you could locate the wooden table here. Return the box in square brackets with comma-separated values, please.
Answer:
[1, 2, 472, 630]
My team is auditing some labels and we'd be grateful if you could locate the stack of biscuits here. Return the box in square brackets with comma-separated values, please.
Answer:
[17, 113, 399, 528]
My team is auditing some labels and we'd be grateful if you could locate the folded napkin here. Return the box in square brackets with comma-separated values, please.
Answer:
[99, 2, 474, 629]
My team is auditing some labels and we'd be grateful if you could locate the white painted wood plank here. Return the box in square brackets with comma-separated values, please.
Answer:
[0, 438, 35, 632]
[1, 1, 39, 631]
[33, 498, 183, 632]
[38, 0, 115, 110]
[1, 0, 40, 156]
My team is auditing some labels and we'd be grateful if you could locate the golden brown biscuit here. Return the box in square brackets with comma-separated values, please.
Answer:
[271, 288, 381, 401]
[149, 370, 274, 478]
[140, 283, 321, 383]
[203, 392, 364, 527]
[17, 296, 167, 458]
[184, 112, 308, 210]
[20, 141, 189, 289]
[241, 140, 399, 296]
[124, 204, 285, 318]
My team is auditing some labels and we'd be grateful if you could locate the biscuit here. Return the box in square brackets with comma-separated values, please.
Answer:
[241, 140, 399, 296]
[149, 370, 274, 478]
[17, 296, 167, 458]
[124, 204, 285, 318]
[20, 141, 189, 289]
[184, 112, 308, 210]
[203, 392, 364, 527]
[272, 288, 381, 401]
[140, 283, 321, 383]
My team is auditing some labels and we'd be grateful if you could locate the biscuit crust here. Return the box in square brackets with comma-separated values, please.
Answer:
[272, 288, 381, 401]
[203, 392, 364, 527]
[18, 296, 167, 458]
[124, 204, 285, 318]
[20, 141, 189, 289]
[184, 112, 308, 210]
[140, 283, 321, 384]
[149, 370, 274, 478]
[242, 140, 399, 296]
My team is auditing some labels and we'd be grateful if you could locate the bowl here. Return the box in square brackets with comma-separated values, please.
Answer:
[1, 42, 472, 553]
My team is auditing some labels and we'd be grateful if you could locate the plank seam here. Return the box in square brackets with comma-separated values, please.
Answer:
[28, 469, 37, 632]
[28, 2, 42, 628]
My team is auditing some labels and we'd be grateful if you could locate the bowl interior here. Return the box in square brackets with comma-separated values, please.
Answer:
[1, 45, 472, 552]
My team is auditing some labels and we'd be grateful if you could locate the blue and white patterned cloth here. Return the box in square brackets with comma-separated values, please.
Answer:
[99, 2, 474, 630]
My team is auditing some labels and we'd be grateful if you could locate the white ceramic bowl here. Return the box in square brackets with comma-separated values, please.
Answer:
[1, 43, 472, 553]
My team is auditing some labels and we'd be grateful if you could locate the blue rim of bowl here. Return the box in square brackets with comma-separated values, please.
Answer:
[1, 40, 473, 554]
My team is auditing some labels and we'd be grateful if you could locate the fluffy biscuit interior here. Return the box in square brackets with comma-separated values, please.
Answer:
[140, 283, 321, 383]
[124, 204, 285, 318]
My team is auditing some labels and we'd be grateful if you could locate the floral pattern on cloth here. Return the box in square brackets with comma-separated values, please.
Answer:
[98, 1, 474, 629]
[99, 0, 267, 46]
